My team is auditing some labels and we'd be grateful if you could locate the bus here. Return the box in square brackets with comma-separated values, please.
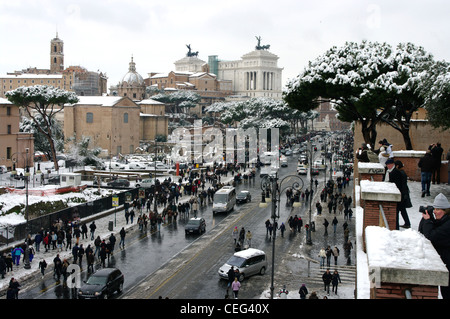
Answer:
[213, 186, 236, 214]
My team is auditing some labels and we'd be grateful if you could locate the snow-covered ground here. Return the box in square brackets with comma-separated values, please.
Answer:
[0, 186, 122, 227]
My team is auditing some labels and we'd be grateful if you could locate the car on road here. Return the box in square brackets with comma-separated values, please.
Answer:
[107, 178, 130, 188]
[280, 156, 288, 167]
[78, 268, 124, 299]
[297, 166, 307, 175]
[236, 190, 252, 204]
[218, 248, 267, 281]
[184, 217, 206, 235]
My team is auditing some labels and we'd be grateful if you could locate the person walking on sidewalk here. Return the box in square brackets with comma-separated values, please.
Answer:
[119, 227, 126, 249]
[89, 221, 96, 240]
[299, 283, 308, 299]
[344, 240, 353, 265]
[318, 247, 326, 268]
[331, 270, 342, 295]
[231, 277, 241, 299]
[322, 269, 332, 295]
[332, 217, 338, 233]
[38, 259, 47, 279]
[323, 218, 329, 236]
[332, 246, 340, 265]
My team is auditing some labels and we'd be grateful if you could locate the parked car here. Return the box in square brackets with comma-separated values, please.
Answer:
[236, 190, 252, 204]
[218, 248, 267, 281]
[297, 166, 307, 175]
[184, 217, 206, 235]
[78, 268, 124, 299]
[107, 179, 130, 188]
[127, 162, 147, 170]
[106, 162, 126, 170]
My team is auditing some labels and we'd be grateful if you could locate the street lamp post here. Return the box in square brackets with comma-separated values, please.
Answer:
[306, 141, 314, 245]
[23, 148, 31, 270]
[260, 171, 304, 299]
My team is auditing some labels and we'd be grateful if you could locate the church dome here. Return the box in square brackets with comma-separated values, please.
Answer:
[121, 56, 144, 86]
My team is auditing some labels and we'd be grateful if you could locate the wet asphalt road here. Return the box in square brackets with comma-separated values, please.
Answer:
[20, 151, 336, 299]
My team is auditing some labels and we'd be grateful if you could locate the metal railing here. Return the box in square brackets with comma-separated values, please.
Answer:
[378, 204, 390, 230]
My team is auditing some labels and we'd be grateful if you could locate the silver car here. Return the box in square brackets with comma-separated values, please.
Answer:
[218, 248, 267, 281]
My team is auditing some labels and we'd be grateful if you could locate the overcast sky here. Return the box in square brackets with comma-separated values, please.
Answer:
[0, 0, 449, 91]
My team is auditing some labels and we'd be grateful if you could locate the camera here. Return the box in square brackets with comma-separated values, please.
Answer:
[419, 205, 435, 220]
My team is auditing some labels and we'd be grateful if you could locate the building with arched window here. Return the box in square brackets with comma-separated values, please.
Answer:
[64, 96, 141, 157]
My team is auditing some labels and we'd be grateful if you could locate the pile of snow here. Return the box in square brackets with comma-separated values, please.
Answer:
[0, 187, 121, 227]
[365, 226, 447, 271]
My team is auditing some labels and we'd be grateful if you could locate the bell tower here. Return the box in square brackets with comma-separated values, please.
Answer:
[50, 32, 64, 73]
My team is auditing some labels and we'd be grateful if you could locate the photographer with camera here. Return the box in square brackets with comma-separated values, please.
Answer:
[419, 193, 450, 299]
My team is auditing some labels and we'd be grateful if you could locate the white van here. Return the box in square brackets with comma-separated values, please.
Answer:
[128, 162, 147, 170]
[260, 151, 278, 166]
[212, 186, 236, 213]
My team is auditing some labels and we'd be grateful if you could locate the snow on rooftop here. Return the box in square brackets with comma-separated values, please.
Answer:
[137, 99, 164, 105]
[1, 74, 63, 78]
[234, 248, 265, 259]
[0, 97, 12, 104]
[66, 96, 124, 107]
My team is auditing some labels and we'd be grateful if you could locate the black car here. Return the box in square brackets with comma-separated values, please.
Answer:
[78, 268, 124, 299]
[236, 190, 252, 204]
[107, 178, 130, 188]
[185, 217, 206, 235]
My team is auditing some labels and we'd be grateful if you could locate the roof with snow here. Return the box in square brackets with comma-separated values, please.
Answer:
[0, 97, 12, 104]
[137, 99, 164, 105]
[65, 96, 128, 107]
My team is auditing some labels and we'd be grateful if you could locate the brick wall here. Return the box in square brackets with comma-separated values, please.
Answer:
[362, 200, 397, 251]
[359, 173, 384, 182]
[372, 283, 439, 299]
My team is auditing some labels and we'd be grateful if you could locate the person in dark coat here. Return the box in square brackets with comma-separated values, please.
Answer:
[419, 193, 450, 299]
[299, 283, 308, 299]
[386, 159, 412, 229]
[418, 150, 435, 197]
[322, 269, 332, 294]
[331, 270, 342, 294]
[429, 142, 443, 184]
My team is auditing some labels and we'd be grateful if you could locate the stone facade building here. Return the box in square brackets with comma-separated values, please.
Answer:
[211, 46, 284, 99]
[0, 98, 34, 170]
[64, 96, 141, 157]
